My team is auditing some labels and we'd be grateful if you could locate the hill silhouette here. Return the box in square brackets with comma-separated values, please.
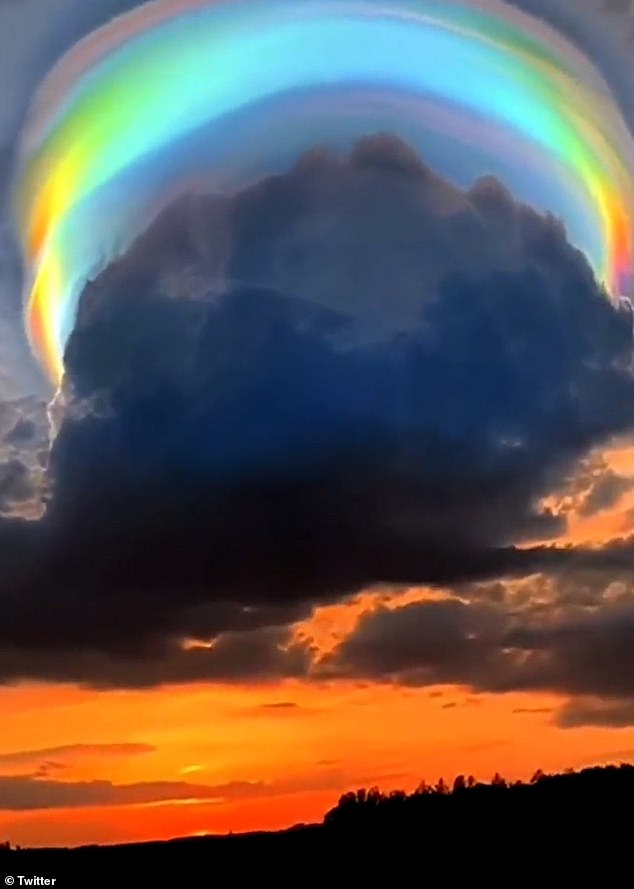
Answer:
[0, 762, 631, 880]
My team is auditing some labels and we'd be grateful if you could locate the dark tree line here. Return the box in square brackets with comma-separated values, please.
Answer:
[1, 762, 631, 871]
[324, 763, 634, 833]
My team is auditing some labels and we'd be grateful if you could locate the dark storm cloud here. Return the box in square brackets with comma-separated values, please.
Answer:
[321, 598, 508, 685]
[502, 600, 634, 699]
[0, 135, 633, 686]
[0, 459, 34, 507]
[0, 626, 312, 689]
[322, 583, 634, 725]
[0, 0, 630, 703]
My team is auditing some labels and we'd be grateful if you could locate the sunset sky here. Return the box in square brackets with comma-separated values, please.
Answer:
[1, 0, 634, 850]
[5, 457, 634, 848]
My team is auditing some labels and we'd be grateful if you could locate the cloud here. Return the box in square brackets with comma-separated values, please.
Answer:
[0, 764, 401, 811]
[0, 135, 631, 686]
[0, 0, 632, 407]
[0, 743, 155, 772]
[549, 452, 634, 518]
[259, 702, 301, 711]
[236, 700, 318, 718]
[0, 2, 629, 184]
[321, 582, 634, 726]
[0, 626, 312, 689]
[321, 597, 508, 685]
[578, 470, 632, 516]
[0, 774, 271, 811]
[557, 697, 634, 728]
[0, 3, 630, 712]
[512, 707, 553, 715]
[0, 394, 49, 517]
[0, 2, 631, 714]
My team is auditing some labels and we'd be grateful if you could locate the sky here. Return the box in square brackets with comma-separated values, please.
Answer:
[2, 0, 634, 849]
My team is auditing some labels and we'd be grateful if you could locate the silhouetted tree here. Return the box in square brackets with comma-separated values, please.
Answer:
[491, 772, 507, 788]
[435, 777, 448, 794]
[324, 762, 634, 839]
[366, 786, 383, 807]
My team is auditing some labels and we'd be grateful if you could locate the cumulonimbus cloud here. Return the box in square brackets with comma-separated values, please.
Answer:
[0, 136, 631, 690]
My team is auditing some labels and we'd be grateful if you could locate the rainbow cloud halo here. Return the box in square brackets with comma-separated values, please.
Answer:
[13, 0, 634, 387]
